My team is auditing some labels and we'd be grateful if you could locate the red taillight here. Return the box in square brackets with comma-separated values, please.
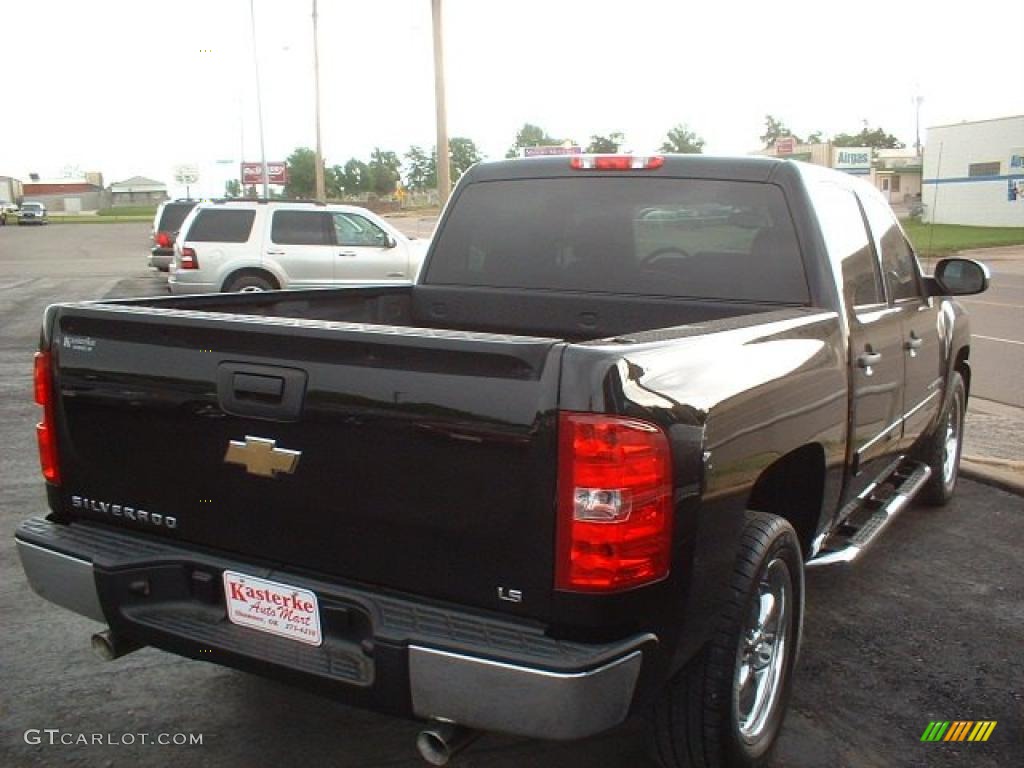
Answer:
[180, 247, 198, 269]
[34, 351, 60, 484]
[555, 412, 672, 592]
[156, 231, 171, 248]
[570, 155, 665, 171]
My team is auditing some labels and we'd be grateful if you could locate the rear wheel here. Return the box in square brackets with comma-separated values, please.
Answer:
[223, 273, 276, 293]
[651, 512, 803, 768]
[918, 371, 966, 506]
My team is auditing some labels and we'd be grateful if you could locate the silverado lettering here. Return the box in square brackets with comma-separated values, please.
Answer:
[18, 156, 987, 768]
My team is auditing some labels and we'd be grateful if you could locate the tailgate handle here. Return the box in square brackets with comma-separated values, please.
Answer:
[233, 373, 284, 401]
[217, 363, 307, 421]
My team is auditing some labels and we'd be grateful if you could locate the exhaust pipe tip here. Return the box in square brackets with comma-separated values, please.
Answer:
[91, 629, 142, 661]
[416, 722, 480, 766]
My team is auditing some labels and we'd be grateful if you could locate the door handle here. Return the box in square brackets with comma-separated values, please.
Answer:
[386, 272, 406, 277]
[338, 251, 357, 257]
[266, 249, 285, 256]
[857, 351, 882, 376]
[905, 334, 923, 353]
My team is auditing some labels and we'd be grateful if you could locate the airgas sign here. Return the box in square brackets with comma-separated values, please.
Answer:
[832, 147, 872, 175]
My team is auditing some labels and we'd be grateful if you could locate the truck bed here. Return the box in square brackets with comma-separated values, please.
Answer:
[137, 284, 799, 343]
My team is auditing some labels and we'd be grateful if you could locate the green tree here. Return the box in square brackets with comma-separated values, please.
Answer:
[660, 124, 705, 154]
[449, 137, 482, 182]
[340, 159, 370, 194]
[505, 123, 566, 158]
[585, 132, 625, 153]
[368, 147, 401, 197]
[760, 115, 801, 148]
[832, 125, 905, 150]
[224, 179, 242, 198]
[284, 147, 320, 198]
[404, 145, 434, 191]
[806, 130, 825, 144]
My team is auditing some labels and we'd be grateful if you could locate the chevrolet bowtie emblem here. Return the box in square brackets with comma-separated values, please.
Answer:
[224, 436, 301, 478]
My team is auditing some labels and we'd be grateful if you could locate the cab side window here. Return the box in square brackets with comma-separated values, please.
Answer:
[332, 213, 389, 247]
[859, 193, 921, 301]
[809, 182, 884, 310]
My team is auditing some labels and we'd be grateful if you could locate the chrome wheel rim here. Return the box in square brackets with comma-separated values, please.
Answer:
[239, 285, 266, 293]
[942, 392, 962, 486]
[734, 558, 792, 743]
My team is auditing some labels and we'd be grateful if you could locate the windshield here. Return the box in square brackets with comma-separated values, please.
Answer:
[427, 177, 809, 304]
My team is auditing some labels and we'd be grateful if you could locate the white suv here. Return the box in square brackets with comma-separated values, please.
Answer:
[169, 200, 427, 294]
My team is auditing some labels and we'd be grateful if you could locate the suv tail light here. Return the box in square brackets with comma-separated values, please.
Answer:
[179, 247, 199, 269]
[556, 412, 672, 592]
[156, 232, 171, 248]
[34, 351, 60, 484]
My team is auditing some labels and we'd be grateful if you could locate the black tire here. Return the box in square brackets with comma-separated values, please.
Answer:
[223, 273, 276, 293]
[651, 512, 804, 768]
[917, 371, 966, 507]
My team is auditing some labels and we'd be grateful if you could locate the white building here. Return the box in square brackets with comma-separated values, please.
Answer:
[922, 115, 1024, 227]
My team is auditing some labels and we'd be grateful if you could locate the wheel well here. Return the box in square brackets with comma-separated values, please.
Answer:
[746, 444, 826, 557]
[222, 268, 280, 292]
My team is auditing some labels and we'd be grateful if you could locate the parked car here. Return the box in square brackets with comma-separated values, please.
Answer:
[0, 200, 18, 214]
[149, 200, 199, 271]
[17, 201, 47, 225]
[168, 200, 427, 293]
[17, 155, 987, 768]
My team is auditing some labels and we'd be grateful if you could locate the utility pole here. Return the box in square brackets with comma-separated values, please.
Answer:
[249, 0, 270, 199]
[312, 0, 326, 201]
[431, 0, 451, 207]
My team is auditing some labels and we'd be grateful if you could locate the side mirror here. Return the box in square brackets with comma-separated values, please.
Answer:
[929, 258, 990, 296]
[384, 234, 397, 249]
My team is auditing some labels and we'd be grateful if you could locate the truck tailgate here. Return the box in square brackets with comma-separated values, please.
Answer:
[49, 304, 564, 619]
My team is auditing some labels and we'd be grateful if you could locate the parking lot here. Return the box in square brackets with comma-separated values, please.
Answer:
[0, 223, 1021, 767]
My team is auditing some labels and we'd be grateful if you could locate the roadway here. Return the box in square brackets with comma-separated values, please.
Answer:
[956, 248, 1024, 408]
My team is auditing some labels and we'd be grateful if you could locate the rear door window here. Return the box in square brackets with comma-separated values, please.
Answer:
[809, 182, 884, 310]
[858, 193, 921, 302]
[426, 177, 809, 303]
[271, 211, 332, 245]
[186, 209, 256, 243]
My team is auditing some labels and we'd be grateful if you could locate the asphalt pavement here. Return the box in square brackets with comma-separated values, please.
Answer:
[0, 222, 1021, 767]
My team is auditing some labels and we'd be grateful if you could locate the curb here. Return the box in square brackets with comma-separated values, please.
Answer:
[961, 458, 1024, 496]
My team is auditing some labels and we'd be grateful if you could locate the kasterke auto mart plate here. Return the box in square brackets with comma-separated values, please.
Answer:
[223, 570, 322, 646]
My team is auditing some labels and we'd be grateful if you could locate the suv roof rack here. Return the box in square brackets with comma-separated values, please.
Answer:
[211, 197, 328, 206]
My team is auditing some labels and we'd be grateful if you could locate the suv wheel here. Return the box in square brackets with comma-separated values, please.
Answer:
[224, 274, 276, 293]
[651, 512, 803, 768]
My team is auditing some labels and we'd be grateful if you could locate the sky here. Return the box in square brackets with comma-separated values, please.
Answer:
[1, 0, 1021, 199]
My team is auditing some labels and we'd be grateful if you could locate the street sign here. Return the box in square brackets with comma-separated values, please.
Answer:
[174, 164, 200, 184]
[241, 162, 288, 185]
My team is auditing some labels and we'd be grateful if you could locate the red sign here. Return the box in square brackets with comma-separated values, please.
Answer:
[241, 162, 288, 185]
[775, 137, 796, 155]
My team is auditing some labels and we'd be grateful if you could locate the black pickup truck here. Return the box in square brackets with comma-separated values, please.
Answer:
[17, 156, 989, 767]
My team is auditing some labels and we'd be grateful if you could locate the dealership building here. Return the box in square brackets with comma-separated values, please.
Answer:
[922, 115, 1024, 227]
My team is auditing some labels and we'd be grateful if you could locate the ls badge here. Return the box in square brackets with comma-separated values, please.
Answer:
[224, 436, 301, 478]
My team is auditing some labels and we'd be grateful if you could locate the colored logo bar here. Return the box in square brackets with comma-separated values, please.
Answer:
[920, 721, 997, 742]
